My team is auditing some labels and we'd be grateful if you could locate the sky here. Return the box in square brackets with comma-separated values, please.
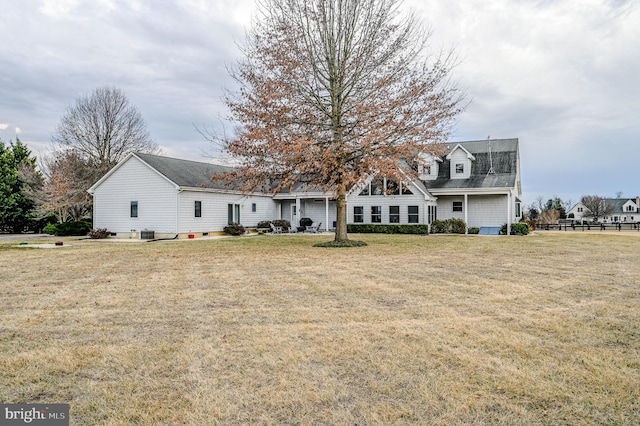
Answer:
[1, 0, 638, 206]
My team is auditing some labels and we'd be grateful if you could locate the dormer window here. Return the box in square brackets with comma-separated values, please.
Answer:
[418, 153, 441, 181]
[446, 144, 475, 180]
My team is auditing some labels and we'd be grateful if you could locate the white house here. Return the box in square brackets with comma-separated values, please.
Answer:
[347, 139, 522, 230]
[88, 138, 522, 238]
[568, 197, 640, 223]
[88, 153, 279, 239]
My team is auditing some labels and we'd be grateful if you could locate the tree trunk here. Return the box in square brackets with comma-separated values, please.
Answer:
[335, 181, 348, 241]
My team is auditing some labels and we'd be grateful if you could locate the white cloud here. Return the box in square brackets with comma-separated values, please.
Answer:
[39, 0, 80, 19]
[0, 124, 8, 130]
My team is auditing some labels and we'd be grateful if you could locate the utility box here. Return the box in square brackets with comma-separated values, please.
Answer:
[140, 230, 155, 240]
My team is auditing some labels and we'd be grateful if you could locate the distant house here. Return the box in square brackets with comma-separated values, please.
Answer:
[568, 197, 640, 223]
[88, 138, 522, 238]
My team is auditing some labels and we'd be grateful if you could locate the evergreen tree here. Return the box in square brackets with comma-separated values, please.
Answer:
[0, 138, 42, 232]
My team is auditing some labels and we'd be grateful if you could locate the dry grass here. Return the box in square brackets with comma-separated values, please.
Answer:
[1, 232, 639, 425]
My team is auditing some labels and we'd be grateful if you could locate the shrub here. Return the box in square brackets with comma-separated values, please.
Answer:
[430, 219, 466, 234]
[346, 224, 429, 234]
[57, 221, 92, 236]
[468, 227, 480, 234]
[43, 223, 58, 235]
[88, 228, 110, 239]
[430, 220, 447, 234]
[44, 221, 92, 236]
[272, 219, 291, 230]
[501, 223, 530, 235]
[257, 220, 272, 229]
[448, 218, 466, 234]
[224, 223, 245, 236]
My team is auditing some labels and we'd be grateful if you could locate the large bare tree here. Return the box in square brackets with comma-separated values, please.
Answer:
[581, 195, 614, 222]
[49, 86, 158, 220]
[52, 86, 158, 175]
[220, 0, 464, 242]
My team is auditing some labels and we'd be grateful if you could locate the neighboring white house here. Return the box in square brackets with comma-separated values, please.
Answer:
[88, 138, 522, 238]
[568, 197, 640, 223]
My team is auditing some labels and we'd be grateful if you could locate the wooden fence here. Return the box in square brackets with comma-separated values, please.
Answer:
[535, 222, 640, 232]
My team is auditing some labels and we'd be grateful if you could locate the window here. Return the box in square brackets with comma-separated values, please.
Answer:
[370, 178, 384, 195]
[453, 201, 463, 212]
[252, 203, 257, 212]
[515, 202, 521, 217]
[455, 163, 464, 174]
[195, 201, 202, 217]
[358, 185, 370, 196]
[577, 207, 583, 213]
[371, 206, 382, 223]
[130, 201, 138, 218]
[423, 164, 431, 175]
[389, 206, 400, 223]
[387, 179, 400, 195]
[228, 203, 240, 224]
[401, 184, 413, 195]
[408, 206, 419, 223]
[353, 206, 364, 223]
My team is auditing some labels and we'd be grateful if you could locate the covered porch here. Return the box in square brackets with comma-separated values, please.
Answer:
[273, 192, 337, 232]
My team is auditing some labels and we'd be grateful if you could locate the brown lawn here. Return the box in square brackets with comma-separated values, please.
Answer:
[1, 232, 639, 425]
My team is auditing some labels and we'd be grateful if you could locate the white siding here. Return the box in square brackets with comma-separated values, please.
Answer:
[467, 195, 510, 227]
[436, 195, 509, 227]
[449, 149, 472, 179]
[92, 157, 178, 233]
[178, 191, 278, 233]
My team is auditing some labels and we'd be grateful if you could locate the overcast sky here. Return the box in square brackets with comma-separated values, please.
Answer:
[1, 0, 638, 205]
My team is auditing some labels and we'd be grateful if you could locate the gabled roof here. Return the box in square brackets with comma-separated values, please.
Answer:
[88, 152, 237, 193]
[427, 138, 519, 190]
[446, 144, 475, 160]
[604, 198, 638, 213]
[135, 153, 234, 190]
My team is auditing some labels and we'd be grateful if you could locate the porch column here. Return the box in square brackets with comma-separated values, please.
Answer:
[295, 197, 301, 227]
[464, 193, 469, 234]
[507, 192, 512, 235]
[325, 196, 330, 231]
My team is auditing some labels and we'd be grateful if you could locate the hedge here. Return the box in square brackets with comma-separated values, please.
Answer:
[346, 224, 429, 234]
[430, 218, 466, 234]
[43, 221, 92, 236]
[501, 222, 530, 235]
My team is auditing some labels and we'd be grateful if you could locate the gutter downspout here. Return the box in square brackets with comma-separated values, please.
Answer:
[507, 191, 512, 235]
[177, 188, 183, 236]
[464, 193, 469, 234]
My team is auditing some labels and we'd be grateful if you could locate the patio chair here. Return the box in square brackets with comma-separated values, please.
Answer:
[270, 223, 283, 234]
[288, 224, 298, 233]
[306, 222, 322, 233]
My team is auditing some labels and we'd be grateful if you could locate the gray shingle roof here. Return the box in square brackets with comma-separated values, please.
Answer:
[427, 138, 519, 190]
[135, 153, 234, 190]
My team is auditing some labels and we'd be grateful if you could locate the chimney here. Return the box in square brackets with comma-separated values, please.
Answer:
[636, 196, 640, 212]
